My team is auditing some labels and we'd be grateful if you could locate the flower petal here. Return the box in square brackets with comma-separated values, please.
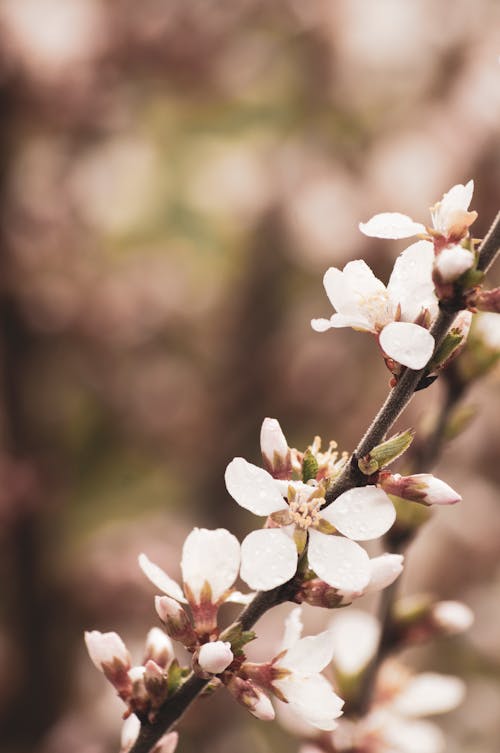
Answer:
[379, 715, 445, 753]
[308, 531, 371, 592]
[121, 715, 140, 752]
[225, 457, 288, 515]
[225, 590, 255, 605]
[181, 528, 240, 602]
[138, 553, 186, 603]
[359, 213, 426, 239]
[364, 553, 404, 594]
[197, 641, 234, 674]
[279, 631, 335, 675]
[321, 486, 395, 541]
[393, 673, 466, 717]
[275, 674, 344, 731]
[435, 245, 474, 283]
[329, 313, 373, 331]
[281, 606, 304, 651]
[329, 610, 380, 676]
[311, 317, 333, 332]
[387, 241, 437, 321]
[240, 528, 298, 590]
[379, 321, 434, 369]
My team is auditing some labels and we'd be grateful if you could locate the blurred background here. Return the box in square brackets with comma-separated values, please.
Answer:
[0, 1, 499, 752]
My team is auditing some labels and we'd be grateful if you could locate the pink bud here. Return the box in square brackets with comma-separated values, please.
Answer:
[226, 676, 275, 721]
[432, 601, 474, 634]
[84, 630, 132, 695]
[155, 596, 198, 649]
[144, 627, 174, 669]
[260, 417, 292, 479]
[197, 641, 234, 674]
[380, 473, 461, 506]
[144, 660, 168, 707]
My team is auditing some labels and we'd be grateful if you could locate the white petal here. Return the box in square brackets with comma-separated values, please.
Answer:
[364, 553, 404, 594]
[224, 457, 287, 515]
[281, 606, 304, 651]
[387, 241, 437, 322]
[321, 486, 396, 541]
[432, 601, 474, 634]
[275, 698, 318, 739]
[240, 528, 297, 591]
[197, 641, 234, 674]
[329, 610, 380, 676]
[275, 674, 344, 731]
[138, 553, 186, 603]
[379, 321, 434, 369]
[437, 181, 474, 222]
[279, 631, 335, 674]
[311, 317, 333, 332]
[393, 673, 466, 717]
[359, 213, 426, 239]
[435, 245, 474, 283]
[324, 261, 385, 317]
[381, 716, 445, 753]
[153, 731, 179, 753]
[323, 266, 360, 316]
[85, 630, 131, 671]
[225, 590, 255, 605]
[329, 313, 373, 331]
[260, 417, 289, 462]
[121, 715, 140, 752]
[412, 474, 461, 505]
[181, 528, 240, 602]
[342, 260, 387, 298]
[308, 530, 371, 592]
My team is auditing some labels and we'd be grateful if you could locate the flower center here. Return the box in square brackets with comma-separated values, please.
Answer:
[288, 492, 323, 530]
[356, 290, 394, 330]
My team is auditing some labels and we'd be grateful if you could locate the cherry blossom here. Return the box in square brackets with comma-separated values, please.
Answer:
[379, 472, 462, 506]
[359, 180, 477, 244]
[241, 607, 344, 731]
[139, 527, 250, 639]
[311, 242, 437, 369]
[225, 456, 396, 592]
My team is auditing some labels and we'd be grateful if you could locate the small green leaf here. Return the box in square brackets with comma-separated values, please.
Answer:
[302, 449, 319, 483]
[358, 430, 414, 474]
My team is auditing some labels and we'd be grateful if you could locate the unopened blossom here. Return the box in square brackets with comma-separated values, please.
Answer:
[241, 607, 344, 731]
[225, 456, 396, 592]
[84, 630, 132, 695]
[311, 243, 437, 369]
[379, 472, 461, 506]
[434, 244, 475, 284]
[140, 527, 249, 639]
[226, 675, 276, 721]
[144, 627, 174, 669]
[120, 714, 141, 753]
[261, 417, 292, 479]
[431, 601, 474, 635]
[360, 180, 477, 244]
[197, 641, 234, 675]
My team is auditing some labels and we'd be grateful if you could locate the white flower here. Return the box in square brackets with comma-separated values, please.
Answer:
[360, 180, 477, 242]
[311, 243, 437, 369]
[268, 607, 344, 731]
[139, 528, 242, 607]
[225, 457, 396, 592]
[197, 641, 234, 674]
[84, 630, 131, 673]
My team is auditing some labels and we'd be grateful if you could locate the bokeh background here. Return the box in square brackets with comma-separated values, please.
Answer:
[0, 1, 499, 752]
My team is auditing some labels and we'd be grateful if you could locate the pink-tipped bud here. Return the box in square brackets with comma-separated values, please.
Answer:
[144, 659, 168, 708]
[432, 601, 474, 635]
[196, 641, 234, 675]
[151, 731, 179, 753]
[144, 627, 174, 669]
[380, 473, 461, 506]
[155, 596, 198, 649]
[84, 630, 132, 695]
[469, 287, 500, 314]
[120, 714, 140, 753]
[260, 417, 292, 479]
[226, 676, 275, 721]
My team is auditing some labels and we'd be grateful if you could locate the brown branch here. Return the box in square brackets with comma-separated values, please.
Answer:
[129, 209, 500, 753]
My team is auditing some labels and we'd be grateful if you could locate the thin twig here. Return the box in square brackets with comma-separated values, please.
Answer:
[130, 210, 500, 753]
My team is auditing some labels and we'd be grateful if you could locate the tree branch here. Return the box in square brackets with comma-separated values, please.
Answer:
[129, 209, 500, 753]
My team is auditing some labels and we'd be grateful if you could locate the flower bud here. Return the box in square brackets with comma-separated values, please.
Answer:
[120, 714, 140, 753]
[144, 627, 174, 669]
[84, 630, 132, 695]
[469, 287, 500, 314]
[434, 244, 475, 284]
[297, 578, 343, 609]
[260, 418, 292, 479]
[431, 601, 474, 634]
[196, 641, 234, 675]
[380, 473, 461, 506]
[226, 676, 275, 721]
[155, 596, 198, 649]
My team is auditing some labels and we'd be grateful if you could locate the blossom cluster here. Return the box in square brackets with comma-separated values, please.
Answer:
[83, 181, 500, 753]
